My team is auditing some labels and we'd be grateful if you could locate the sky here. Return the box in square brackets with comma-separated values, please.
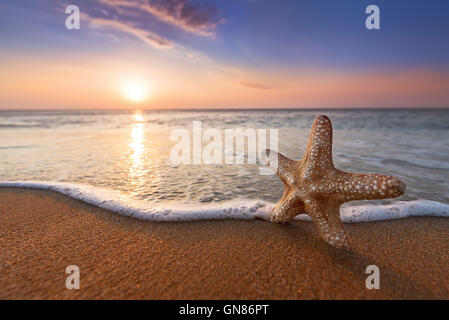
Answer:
[0, 0, 448, 109]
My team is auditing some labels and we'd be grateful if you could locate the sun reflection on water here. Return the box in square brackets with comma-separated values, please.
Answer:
[128, 111, 145, 183]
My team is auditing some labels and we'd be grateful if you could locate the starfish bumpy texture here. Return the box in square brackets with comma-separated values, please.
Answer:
[264, 115, 406, 250]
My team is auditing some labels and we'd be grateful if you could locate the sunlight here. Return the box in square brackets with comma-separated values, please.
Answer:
[122, 81, 149, 103]
[128, 111, 145, 181]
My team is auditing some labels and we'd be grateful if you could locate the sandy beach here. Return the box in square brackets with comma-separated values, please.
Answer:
[1, 187, 448, 299]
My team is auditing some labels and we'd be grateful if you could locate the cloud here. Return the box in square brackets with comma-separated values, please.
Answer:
[85, 14, 173, 48]
[98, 0, 224, 37]
[239, 80, 272, 90]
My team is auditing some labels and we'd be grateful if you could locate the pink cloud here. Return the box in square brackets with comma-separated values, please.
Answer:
[239, 80, 272, 90]
[98, 0, 224, 37]
[85, 14, 173, 49]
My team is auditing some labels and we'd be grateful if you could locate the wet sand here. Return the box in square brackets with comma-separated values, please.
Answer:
[0, 188, 448, 299]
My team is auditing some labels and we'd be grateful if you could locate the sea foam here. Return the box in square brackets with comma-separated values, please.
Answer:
[1, 181, 448, 223]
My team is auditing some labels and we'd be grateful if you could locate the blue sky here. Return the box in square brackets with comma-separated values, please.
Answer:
[1, 0, 448, 109]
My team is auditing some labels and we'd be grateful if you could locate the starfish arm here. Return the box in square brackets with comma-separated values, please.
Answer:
[270, 190, 304, 223]
[264, 114, 408, 250]
[304, 199, 350, 250]
[334, 171, 406, 202]
[264, 149, 297, 185]
[303, 115, 334, 170]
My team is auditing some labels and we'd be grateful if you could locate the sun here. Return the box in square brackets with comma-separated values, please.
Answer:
[122, 81, 149, 103]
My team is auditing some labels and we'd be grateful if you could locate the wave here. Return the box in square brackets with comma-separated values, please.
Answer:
[1, 181, 448, 223]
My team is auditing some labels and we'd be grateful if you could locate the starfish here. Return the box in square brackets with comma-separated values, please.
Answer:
[263, 115, 406, 250]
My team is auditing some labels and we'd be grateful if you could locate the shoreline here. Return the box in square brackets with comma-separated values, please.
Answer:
[1, 181, 448, 223]
[1, 187, 448, 299]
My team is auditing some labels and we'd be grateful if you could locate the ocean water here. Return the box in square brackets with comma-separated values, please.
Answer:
[1, 109, 449, 222]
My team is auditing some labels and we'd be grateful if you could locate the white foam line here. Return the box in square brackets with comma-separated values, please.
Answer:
[339, 200, 449, 222]
[1, 181, 448, 223]
[0, 181, 273, 221]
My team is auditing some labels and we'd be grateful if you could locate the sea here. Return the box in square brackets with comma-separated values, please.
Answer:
[1, 109, 449, 222]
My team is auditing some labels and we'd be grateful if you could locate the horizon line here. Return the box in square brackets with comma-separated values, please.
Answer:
[1, 106, 449, 112]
